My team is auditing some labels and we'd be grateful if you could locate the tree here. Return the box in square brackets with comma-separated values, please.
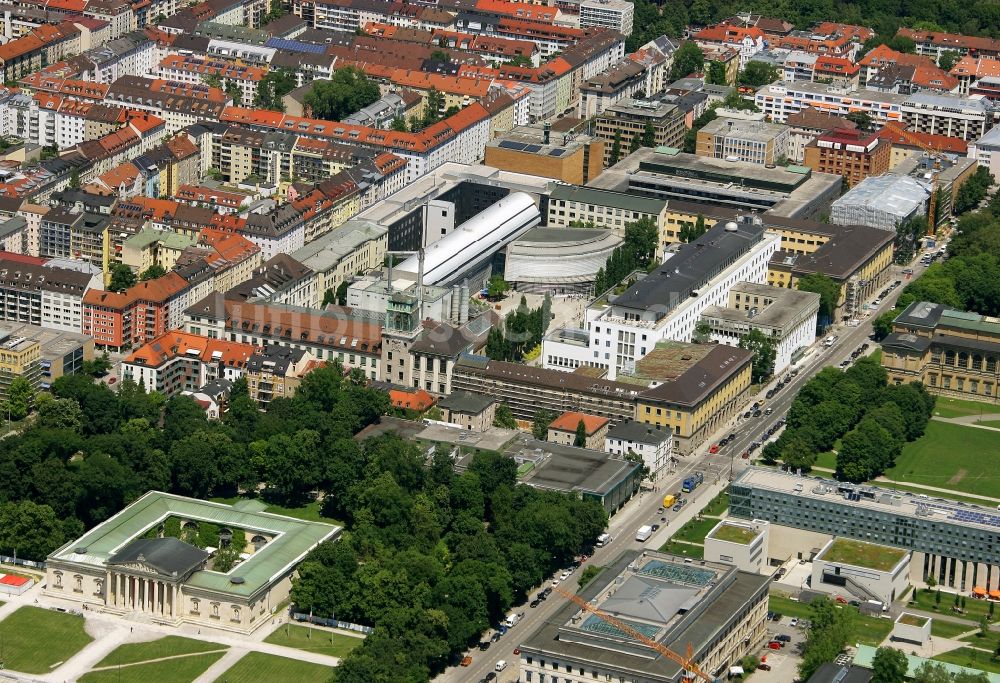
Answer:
[253, 68, 297, 112]
[487, 275, 510, 300]
[670, 42, 704, 81]
[139, 264, 167, 281]
[797, 272, 841, 323]
[938, 50, 962, 71]
[609, 129, 622, 165]
[872, 646, 909, 683]
[574, 419, 587, 447]
[68, 168, 80, 189]
[493, 403, 517, 429]
[108, 263, 136, 292]
[739, 61, 780, 87]
[82, 351, 112, 377]
[35, 395, 82, 431]
[0, 500, 70, 561]
[224, 81, 242, 106]
[872, 309, 899, 341]
[390, 116, 407, 132]
[304, 67, 381, 121]
[846, 110, 874, 132]
[722, 91, 759, 112]
[706, 60, 727, 85]
[5, 376, 34, 421]
[739, 329, 776, 383]
[981, 617, 990, 637]
[532, 410, 555, 440]
[640, 121, 656, 148]
[430, 49, 450, 62]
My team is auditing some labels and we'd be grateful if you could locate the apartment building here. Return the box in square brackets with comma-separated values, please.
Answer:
[156, 55, 266, 105]
[896, 27, 1000, 60]
[901, 91, 994, 142]
[245, 345, 319, 407]
[578, 59, 647, 118]
[695, 117, 790, 165]
[82, 272, 190, 351]
[289, 219, 388, 304]
[803, 127, 891, 188]
[121, 330, 258, 396]
[755, 80, 907, 125]
[950, 55, 1000, 96]
[547, 410, 609, 449]
[605, 420, 672, 481]
[105, 76, 228, 133]
[693, 24, 766, 68]
[579, 0, 633, 36]
[882, 301, 1000, 402]
[784, 108, 857, 163]
[0, 259, 99, 332]
[224, 254, 316, 309]
[593, 98, 686, 167]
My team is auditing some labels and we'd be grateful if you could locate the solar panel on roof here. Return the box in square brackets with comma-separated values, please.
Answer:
[498, 140, 525, 150]
[523, 144, 542, 153]
[548, 149, 565, 157]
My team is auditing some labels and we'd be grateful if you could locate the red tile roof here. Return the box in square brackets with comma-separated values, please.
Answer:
[875, 126, 968, 154]
[548, 411, 609, 435]
[389, 388, 436, 411]
[84, 272, 188, 308]
[126, 330, 260, 369]
[896, 27, 1000, 55]
[950, 55, 1000, 80]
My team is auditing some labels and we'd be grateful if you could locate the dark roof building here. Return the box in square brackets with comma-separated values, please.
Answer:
[107, 537, 209, 579]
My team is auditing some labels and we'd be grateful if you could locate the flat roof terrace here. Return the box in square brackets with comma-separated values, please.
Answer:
[818, 537, 907, 571]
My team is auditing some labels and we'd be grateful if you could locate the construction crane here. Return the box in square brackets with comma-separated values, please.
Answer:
[882, 122, 952, 236]
[553, 586, 719, 683]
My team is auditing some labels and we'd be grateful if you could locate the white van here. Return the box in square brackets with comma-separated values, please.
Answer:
[496, 660, 508, 672]
[504, 612, 521, 628]
[636, 525, 653, 542]
[596, 533, 611, 547]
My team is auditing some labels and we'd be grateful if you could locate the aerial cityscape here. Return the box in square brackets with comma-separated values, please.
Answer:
[0, 0, 997, 681]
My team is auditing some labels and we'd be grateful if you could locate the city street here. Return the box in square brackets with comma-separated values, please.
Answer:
[436, 250, 935, 683]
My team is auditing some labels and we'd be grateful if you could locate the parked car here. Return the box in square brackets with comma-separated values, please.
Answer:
[651, 524, 661, 532]
[771, 612, 782, 622]
[775, 634, 792, 643]
[789, 618, 799, 627]
[767, 641, 782, 650]
[540, 587, 552, 599]
[479, 641, 491, 650]
[462, 656, 473, 666]
[758, 663, 772, 671]
[529, 599, 540, 608]
[709, 443, 720, 454]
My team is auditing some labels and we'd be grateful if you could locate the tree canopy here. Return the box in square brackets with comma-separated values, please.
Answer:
[108, 263, 137, 293]
[304, 67, 381, 122]
[797, 272, 841, 323]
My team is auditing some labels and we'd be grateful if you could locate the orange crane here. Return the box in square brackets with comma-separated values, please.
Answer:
[882, 123, 952, 235]
[553, 586, 718, 683]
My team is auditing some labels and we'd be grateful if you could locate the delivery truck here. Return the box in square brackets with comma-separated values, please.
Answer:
[636, 525, 653, 542]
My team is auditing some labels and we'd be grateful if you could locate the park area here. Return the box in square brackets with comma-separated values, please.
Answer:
[80, 635, 229, 683]
[0, 606, 93, 673]
[214, 651, 334, 682]
[263, 624, 363, 658]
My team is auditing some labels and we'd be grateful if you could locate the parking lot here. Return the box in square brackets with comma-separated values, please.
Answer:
[756, 612, 806, 680]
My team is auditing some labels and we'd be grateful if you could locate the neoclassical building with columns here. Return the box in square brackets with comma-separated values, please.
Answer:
[45, 492, 339, 634]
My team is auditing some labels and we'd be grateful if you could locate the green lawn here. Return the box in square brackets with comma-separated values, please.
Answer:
[0, 606, 93, 673]
[81, 653, 226, 683]
[263, 625, 362, 658]
[819, 538, 906, 571]
[933, 647, 1000, 674]
[884, 421, 1000, 499]
[767, 593, 893, 646]
[709, 523, 758, 544]
[931, 619, 976, 639]
[815, 450, 837, 470]
[658, 540, 704, 559]
[932, 396, 1000, 419]
[210, 497, 342, 526]
[95, 636, 227, 667]
[703, 490, 730, 516]
[213, 652, 334, 683]
[910, 588, 991, 621]
[672, 517, 722, 544]
[961, 627, 1000, 652]
[976, 419, 1000, 430]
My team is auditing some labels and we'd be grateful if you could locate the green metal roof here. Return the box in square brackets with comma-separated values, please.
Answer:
[50, 492, 339, 598]
[548, 184, 667, 215]
[940, 309, 1000, 335]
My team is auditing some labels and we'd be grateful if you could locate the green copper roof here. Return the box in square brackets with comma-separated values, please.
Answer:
[50, 492, 339, 598]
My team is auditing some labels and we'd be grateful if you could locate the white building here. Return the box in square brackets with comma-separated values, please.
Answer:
[121, 331, 257, 397]
[604, 420, 672, 481]
[831, 174, 930, 231]
[579, 0, 634, 36]
[704, 519, 770, 574]
[969, 125, 1000, 178]
[542, 215, 781, 380]
[901, 91, 995, 142]
[699, 282, 819, 373]
[0, 260, 99, 333]
[811, 537, 910, 607]
[755, 81, 908, 125]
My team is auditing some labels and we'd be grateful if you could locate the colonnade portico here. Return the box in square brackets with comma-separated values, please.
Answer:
[108, 570, 179, 619]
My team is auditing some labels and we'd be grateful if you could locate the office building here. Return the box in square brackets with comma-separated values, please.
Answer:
[542, 215, 780, 380]
[803, 128, 891, 188]
[451, 355, 642, 424]
[889, 153, 977, 227]
[830, 174, 929, 231]
[45, 492, 339, 634]
[518, 550, 769, 683]
[882, 301, 1000, 401]
[594, 98, 686, 166]
[810, 537, 909, 606]
[604, 420, 672, 481]
[589, 147, 843, 219]
[785, 108, 857, 164]
[731, 466, 1000, 592]
[0, 332, 40, 400]
[629, 342, 753, 455]
[699, 282, 820, 373]
[695, 117, 790, 165]
[546, 184, 668, 241]
[0, 322, 93, 390]
[579, 0, 633, 36]
[704, 519, 770, 573]
[503, 227, 623, 296]
[484, 124, 605, 185]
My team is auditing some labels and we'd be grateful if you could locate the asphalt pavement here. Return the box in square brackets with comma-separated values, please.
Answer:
[436, 249, 937, 683]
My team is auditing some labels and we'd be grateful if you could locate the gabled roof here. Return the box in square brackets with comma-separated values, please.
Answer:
[549, 410, 609, 435]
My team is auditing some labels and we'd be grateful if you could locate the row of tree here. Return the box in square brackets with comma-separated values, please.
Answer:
[761, 357, 935, 481]
[289, 439, 607, 682]
[484, 294, 552, 361]
[592, 218, 660, 295]
[954, 167, 994, 216]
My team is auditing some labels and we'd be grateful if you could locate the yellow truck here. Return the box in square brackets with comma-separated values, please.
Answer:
[662, 494, 677, 508]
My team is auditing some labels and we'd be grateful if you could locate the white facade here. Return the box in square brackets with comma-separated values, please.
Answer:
[42, 288, 90, 332]
[579, 0, 634, 36]
[704, 519, 770, 573]
[811, 538, 910, 606]
[969, 126, 1000, 178]
[543, 228, 780, 380]
[755, 81, 906, 125]
[605, 423, 672, 481]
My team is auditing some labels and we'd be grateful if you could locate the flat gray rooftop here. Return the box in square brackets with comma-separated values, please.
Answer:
[509, 438, 639, 496]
